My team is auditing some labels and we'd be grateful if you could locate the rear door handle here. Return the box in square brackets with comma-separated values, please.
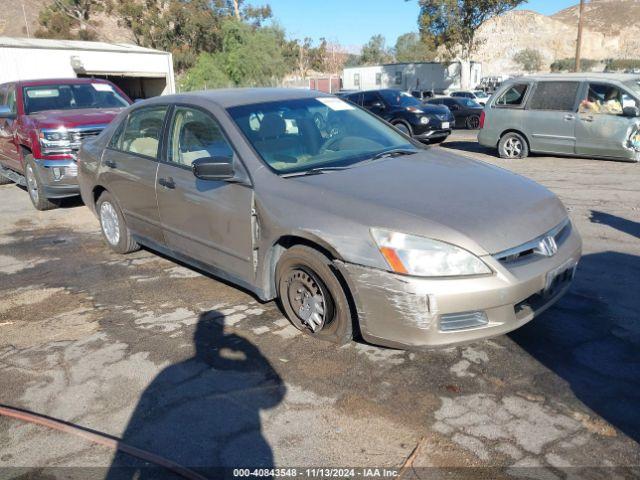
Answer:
[158, 176, 175, 189]
[564, 114, 575, 121]
[104, 159, 117, 168]
[581, 115, 594, 122]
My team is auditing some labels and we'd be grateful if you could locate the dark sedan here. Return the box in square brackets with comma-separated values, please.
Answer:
[340, 89, 454, 143]
[427, 96, 484, 130]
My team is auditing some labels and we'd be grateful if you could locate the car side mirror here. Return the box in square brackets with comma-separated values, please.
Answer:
[0, 105, 15, 119]
[623, 106, 640, 118]
[192, 157, 234, 181]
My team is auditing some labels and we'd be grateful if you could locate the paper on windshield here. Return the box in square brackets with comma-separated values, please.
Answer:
[92, 83, 114, 92]
[317, 97, 354, 111]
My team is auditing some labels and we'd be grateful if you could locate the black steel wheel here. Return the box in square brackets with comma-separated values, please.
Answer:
[277, 245, 353, 344]
[466, 114, 481, 130]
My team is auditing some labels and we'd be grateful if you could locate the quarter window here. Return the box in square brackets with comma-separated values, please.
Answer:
[168, 107, 233, 167]
[117, 106, 168, 159]
[6, 86, 17, 114]
[528, 81, 580, 111]
[495, 83, 529, 107]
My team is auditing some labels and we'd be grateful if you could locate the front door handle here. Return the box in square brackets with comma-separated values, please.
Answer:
[564, 114, 575, 121]
[158, 176, 175, 189]
[581, 115, 594, 123]
[104, 159, 117, 168]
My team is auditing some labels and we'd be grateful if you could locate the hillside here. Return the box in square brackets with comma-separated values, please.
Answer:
[476, 0, 640, 75]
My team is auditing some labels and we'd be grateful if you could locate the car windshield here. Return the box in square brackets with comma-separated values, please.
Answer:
[474, 91, 489, 98]
[227, 97, 417, 174]
[23, 83, 130, 114]
[379, 90, 423, 108]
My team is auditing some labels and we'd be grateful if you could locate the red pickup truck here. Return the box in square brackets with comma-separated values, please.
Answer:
[0, 78, 131, 210]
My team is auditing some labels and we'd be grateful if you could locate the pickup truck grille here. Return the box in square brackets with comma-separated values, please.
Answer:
[69, 125, 107, 151]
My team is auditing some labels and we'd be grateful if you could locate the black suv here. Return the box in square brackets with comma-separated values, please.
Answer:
[339, 89, 454, 143]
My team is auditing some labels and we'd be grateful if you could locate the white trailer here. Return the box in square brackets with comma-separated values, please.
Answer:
[342, 61, 482, 93]
[0, 37, 175, 99]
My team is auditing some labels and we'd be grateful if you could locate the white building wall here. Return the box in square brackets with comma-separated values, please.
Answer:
[0, 40, 175, 95]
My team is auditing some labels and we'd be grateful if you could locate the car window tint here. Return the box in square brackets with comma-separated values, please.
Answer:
[580, 83, 626, 116]
[168, 107, 233, 167]
[528, 81, 580, 111]
[362, 92, 381, 108]
[120, 106, 168, 159]
[495, 83, 529, 107]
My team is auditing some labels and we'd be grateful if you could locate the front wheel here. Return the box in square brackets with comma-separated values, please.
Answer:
[276, 246, 353, 345]
[392, 121, 412, 136]
[25, 155, 57, 210]
[498, 132, 529, 159]
[96, 191, 139, 254]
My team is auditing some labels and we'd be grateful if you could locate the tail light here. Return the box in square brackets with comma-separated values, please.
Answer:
[479, 111, 486, 129]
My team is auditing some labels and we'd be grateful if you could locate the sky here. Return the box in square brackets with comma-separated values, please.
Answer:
[251, 0, 579, 50]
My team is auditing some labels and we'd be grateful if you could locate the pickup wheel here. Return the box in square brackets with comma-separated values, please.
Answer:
[25, 155, 57, 211]
[276, 245, 353, 345]
[96, 191, 139, 254]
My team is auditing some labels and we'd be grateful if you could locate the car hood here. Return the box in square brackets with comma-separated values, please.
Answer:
[28, 108, 124, 129]
[290, 149, 567, 255]
[419, 104, 450, 115]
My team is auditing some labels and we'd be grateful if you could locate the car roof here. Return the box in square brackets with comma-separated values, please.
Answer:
[509, 73, 640, 83]
[6, 78, 116, 88]
[138, 88, 332, 109]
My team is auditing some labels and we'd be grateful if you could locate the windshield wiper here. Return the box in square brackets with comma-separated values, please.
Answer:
[369, 148, 418, 161]
[281, 166, 352, 178]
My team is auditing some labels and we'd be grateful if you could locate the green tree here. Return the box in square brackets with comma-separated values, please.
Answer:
[513, 48, 543, 73]
[182, 19, 287, 90]
[360, 34, 393, 65]
[412, 0, 527, 60]
[36, 0, 104, 40]
[394, 32, 435, 63]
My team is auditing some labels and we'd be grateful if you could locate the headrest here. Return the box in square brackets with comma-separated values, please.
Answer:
[259, 114, 286, 138]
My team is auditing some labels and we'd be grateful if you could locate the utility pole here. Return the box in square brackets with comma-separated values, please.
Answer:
[575, 0, 586, 72]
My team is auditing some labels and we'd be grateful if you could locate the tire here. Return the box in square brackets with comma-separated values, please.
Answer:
[465, 114, 481, 130]
[498, 132, 529, 159]
[96, 191, 139, 254]
[276, 245, 353, 345]
[24, 155, 57, 210]
[392, 121, 413, 137]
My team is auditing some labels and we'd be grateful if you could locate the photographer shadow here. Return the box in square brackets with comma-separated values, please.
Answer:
[107, 310, 285, 479]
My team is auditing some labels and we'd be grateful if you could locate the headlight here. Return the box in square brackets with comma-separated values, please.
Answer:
[40, 129, 71, 143]
[371, 228, 492, 277]
[420, 116, 430, 125]
[39, 128, 73, 154]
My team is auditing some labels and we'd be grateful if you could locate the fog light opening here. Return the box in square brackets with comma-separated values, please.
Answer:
[52, 167, 63, 180]
[439, 311, 488, 332]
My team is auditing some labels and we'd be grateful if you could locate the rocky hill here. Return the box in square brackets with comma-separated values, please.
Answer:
[476, 0, 640, 75]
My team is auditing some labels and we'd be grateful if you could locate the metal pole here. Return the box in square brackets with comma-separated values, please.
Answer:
[21, 0, 30, 38]
[575, 0, 585, 72]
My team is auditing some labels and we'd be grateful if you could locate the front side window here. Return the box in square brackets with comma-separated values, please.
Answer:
[362, 92, 382, 108]
[580, 83, 635, 115]
[23, 83, 130, 114]
[495, 83, 529, 107]
[116, 106, 168, 159]
[529, 81, 581, 112]
[227, 97, 416, 175]
[168, 107, 233, 167]
[379, 90, 422, 108]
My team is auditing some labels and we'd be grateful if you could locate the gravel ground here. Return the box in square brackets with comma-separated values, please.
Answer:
[0, 131, 638, 479]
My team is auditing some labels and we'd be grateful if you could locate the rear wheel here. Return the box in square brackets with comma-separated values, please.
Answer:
[466, 114, 481, 130]
[276, 245, 353, 345]
[25, 155, 57, 210]
[96, 191, 139, 254]
[498, 132, 529, 159]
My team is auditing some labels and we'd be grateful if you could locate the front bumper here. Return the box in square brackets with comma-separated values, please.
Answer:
[338, 226, 582, 349]
[33, 158, 80, 199]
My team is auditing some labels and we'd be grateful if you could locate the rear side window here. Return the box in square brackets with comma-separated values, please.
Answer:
[111, 106, 168, 159]
[495, 83, 529, 107]
[528, 81, 580, 111]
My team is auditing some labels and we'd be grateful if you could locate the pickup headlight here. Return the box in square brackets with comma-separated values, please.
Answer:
[371, 228, 492, 277]
[39, 129, 73, 154]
